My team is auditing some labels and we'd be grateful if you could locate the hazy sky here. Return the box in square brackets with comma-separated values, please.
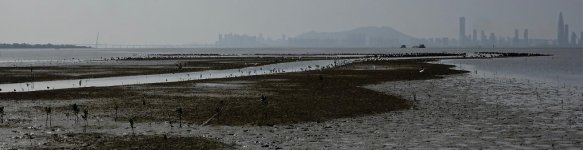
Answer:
[0, 0, 581, 45]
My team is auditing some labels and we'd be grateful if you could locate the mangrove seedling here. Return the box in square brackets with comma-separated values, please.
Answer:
[44, 107, 52, 128]
[176, 108, 183, 128]
[113, 103, 119, 122]
[412, 93, 418, 110]
[81, 109, 89, 132]
[71, 104, 80, 124]
[82, 110, 89, 125]
[202, 101, 226, 126]
[25, 133, 33, 146]
[260, 95, 269, 120]
[0, 106, 4, 124]
[260, 95, 268, 107]
[216, 101, 225, 123]
[129, 118, 135, 135]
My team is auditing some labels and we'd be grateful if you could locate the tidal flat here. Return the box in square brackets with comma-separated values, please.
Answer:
[0, 53, 580, 149]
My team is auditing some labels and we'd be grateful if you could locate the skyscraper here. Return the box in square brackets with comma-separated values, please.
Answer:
[459, 17, 466, 46]
[571, 32, 577, 46]
[480, 30, 487, 46]
[523, 29, 529, 46]
[558, 12, 565, 45]
[472, 29, 478, 44]
[513, 29, 519, 46]
[580, 32, 583, 47]
[564, 24, 569, 45]
[489, 33, 496, 46]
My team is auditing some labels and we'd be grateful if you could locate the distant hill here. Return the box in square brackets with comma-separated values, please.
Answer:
[295, 26, 413, 40]
[290, 26, 414, 48]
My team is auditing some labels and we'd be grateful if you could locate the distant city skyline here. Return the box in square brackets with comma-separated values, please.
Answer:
[0, 0, 581, 46]
[454, 12, 582, 48]
[216, 12, 581, 48]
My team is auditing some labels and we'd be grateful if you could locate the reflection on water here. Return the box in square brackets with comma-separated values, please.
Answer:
[0, 59, 352, 93]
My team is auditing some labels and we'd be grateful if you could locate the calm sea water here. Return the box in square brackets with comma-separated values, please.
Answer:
[440, 49, 582, 87]
[0, 48, 581, 86]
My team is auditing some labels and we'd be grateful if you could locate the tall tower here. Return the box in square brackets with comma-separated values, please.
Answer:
[580, 32, 583, 47]
[571, 32, 577, 46]
[564, 24, 569, 45]
[558, 12, 565, 45]
[513, 29, 519, 46]
[480, 30, 486, 45]
[523, 29, 529, 47]
[95, 32, 100, 49]
[459, 17, 466, 46]
[472, 29, 478, 43]
[489, 33, 496, 45]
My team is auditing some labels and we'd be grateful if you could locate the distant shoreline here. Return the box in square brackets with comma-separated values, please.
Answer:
[0, 43, 91, 49]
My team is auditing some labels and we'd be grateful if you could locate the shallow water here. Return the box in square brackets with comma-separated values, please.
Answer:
[361, 75, 583, 149]
[439, 49, 583, 87]
[1, 48, 581, 90]
[0, 59, 351, 93]
[0, 48, 567, 65]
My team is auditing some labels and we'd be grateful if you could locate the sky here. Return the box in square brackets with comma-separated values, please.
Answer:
[0, 0, 581, 45]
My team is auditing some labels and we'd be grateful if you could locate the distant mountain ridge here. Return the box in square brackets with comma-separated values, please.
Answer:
[288, 26, 415, 48]
[295, 26, 414, 41]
